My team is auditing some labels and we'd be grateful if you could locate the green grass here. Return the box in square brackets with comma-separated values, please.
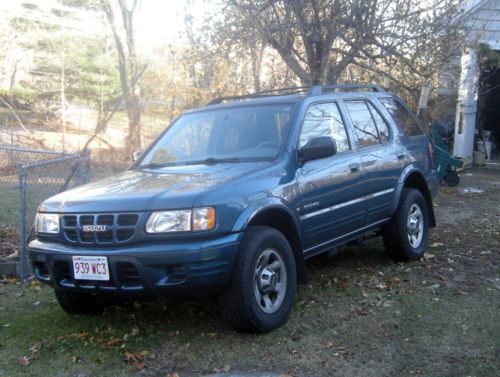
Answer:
[0, 180, 20, 228]
[0, 180, 62, 229]
[0, 242, 498, 377]
[1, 169, 499, 376]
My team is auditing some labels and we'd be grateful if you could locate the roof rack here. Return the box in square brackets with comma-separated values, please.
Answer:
[308, 84, 385, 95]
[205, 83, 385, 106]
[206, 86, 310, 106]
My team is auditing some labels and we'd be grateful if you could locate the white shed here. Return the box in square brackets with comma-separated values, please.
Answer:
[453, 0, 500, 166]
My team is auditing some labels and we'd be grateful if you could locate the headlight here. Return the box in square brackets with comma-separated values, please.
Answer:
[35, 213, 60, 234]
[146, 207, 215, 233]
[146, 210, 192, 233]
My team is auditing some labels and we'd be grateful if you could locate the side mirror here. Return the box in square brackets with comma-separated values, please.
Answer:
[132, 150, 143, 162]
[299, 136, 337, 163]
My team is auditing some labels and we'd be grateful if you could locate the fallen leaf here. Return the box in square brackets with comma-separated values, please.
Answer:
[130, 328, 140, 336]
[124, 350, 150, 367]
[324, 341, 334, 349]
[223, 364, 231, 372]
[71, 355, 80, 363]
[107, 337, 122, 347]
[18, 356, 30, 366]
[124, 351, 138, 363]
[29, 342, 41, 355]
[169, 373, 180, 377]
[134, 361, 145, 369]
[338, 278, 351, 289]
[430, 243, 444, 248]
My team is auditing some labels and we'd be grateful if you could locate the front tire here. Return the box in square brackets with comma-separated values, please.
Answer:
[55, 289, 104, 315]
[383, 188, 429, 261]
[219, 226, 297, 333]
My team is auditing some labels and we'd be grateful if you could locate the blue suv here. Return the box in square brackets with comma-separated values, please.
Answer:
[29, 84, 438, 333]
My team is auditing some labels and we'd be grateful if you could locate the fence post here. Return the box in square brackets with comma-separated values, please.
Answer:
[18, 164, 27, 281]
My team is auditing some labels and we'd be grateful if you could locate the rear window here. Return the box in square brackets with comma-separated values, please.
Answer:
[380, 98, 423, 136]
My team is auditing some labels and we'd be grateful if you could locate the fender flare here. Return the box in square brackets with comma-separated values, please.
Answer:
[232, 197, 307, 284]
[232, 196, 301, 234]
[391, 165, 436, 227]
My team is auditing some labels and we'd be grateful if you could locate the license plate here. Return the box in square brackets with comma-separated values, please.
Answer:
[72, 256, 110, 281]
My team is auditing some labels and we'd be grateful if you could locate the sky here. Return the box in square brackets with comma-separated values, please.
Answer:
[0, 0, 210, 53]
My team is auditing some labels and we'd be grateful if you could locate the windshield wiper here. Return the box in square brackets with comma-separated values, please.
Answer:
[185, 157, 241, 165]
[138, 161, 174, 169]
[138, 157, 240, 169]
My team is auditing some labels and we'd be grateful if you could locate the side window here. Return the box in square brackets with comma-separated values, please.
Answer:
[344, 100, 380, 148]
[380, 98, 423, 136]
[367, 102, 390, 143]
[299, 102, 350, 153]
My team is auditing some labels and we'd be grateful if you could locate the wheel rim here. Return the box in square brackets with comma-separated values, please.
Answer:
[407, 203, 424, 249]
[253, 248, 287, 314]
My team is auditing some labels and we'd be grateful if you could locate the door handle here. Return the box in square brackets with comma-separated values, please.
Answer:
[349, 163, 360, 173]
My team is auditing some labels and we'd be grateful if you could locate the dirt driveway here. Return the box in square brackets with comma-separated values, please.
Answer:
[0, 167, 498, 377]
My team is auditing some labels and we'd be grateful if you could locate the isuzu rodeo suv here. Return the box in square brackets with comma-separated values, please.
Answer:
[29, 84, 438, 333]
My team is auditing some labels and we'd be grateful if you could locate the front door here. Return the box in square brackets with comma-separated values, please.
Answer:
[296, 101, 365, 252]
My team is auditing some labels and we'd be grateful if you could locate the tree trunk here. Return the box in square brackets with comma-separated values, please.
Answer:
[100, 0, 143, 159]
[126, 91, 141, 151]
[250, 42, 264, 92]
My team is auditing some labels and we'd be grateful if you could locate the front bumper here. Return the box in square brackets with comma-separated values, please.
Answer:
[28, 233, 242, 299]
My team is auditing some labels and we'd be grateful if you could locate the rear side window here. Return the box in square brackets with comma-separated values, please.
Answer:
[380, 98, 423, 136]
[299, 102, 350, 153]
[367, 102, 390, 143]
[344, 100, 380, 148]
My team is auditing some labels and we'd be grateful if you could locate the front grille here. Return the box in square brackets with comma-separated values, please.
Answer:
[62, 213, 139, 245]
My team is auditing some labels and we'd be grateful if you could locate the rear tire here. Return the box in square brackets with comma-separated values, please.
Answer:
[219, 226, 297, 333]
[55, 289, 104, 315]
[383, 188, 429, 261]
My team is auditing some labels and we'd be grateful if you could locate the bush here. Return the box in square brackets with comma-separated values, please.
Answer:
[0, 88, 37, 110]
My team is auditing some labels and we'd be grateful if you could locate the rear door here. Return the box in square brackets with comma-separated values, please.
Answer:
[342, 99, 402, 224]
[378, 97, 431, 173]
[296, 101, 365, 251]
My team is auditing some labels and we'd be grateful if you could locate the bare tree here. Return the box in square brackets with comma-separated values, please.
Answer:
[227, 0, 463, 86]
[99, 0, 145, 157]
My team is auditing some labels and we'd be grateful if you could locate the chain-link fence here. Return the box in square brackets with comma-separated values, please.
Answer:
[0, 145, 90, 279]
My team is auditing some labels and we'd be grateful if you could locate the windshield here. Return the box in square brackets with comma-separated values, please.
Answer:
[139, 104, 294, 167]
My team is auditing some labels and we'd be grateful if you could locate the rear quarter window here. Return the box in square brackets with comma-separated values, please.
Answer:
[380, 98, 423, 136]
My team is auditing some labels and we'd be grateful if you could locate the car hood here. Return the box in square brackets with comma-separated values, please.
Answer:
[39, 161, 272, 213]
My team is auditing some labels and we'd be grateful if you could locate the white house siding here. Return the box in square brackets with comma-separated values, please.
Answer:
[453, 0, 500, 165]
